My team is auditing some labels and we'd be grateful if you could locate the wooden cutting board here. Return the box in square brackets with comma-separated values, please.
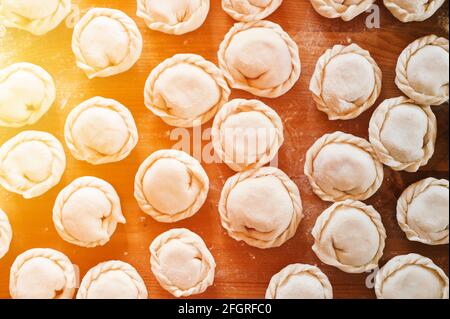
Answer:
[0, 0, 448, 299]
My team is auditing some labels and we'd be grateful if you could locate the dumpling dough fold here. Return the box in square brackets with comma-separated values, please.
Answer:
[0, 63, 55, 128]
[53, 176, 125, 248]
[369, 96, 437, 172]
[396, 35, 449, 106]
[265, 264, 333, 299]
[0, 209, 12, 260]
[9, 248, 76, 299]
[0, 0, 72, 35]
[72, 8, 143, 79]
[222, 0, 283, 22]
[0, 131, 66, 199]
[136, 0, 210, 35]
[309, 0, 375, 21]
[219, 167, 303, 249]
[218, 20, 301, 98]
[77, 261, 148, 299]
[384, 0, 446, 22]
[310, 43, 382, 120]
[150, 228, 216, 297]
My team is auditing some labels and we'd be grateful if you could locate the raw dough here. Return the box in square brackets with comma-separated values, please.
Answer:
[150, 228, 215, 297]
[77, 261, 148, 299]
[0, 208, 12, 260]
[310, 0, 375, 21]
[369, 96, 437, 172]
[53, 176, 125, 248]
[310, 43, 382, 120]
[9, 248, 76, 299]
[65, 97, 138, 165]
[0, 0, 72, 35]
[144, 54, 230, 127]
[0, 131, 66, 199]
[212, 99, 284, 172]
[0, 63, 56, 128]
[135, 150, 209, 223]
[218, 20, 301, 98]
[384, 0, 446, 22]
[222, 0, 283, 22]
[72, 8, 143, 79]
[397, 178, 449, 245]
[265, 264, 333, 299]
[375, 254, 449, 299]
[137, 0, 210, 35]
[312, 200, 386, 273]
[396, 35, 449, 106]
[304, 131, 384, 202]
[219, 167, 303, 249]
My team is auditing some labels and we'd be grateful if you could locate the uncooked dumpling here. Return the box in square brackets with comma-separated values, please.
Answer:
[212, 99, 284, 171]
[53, 176, 125, 248]
[265, 264, 333, 299]
[135, 150, 209, 223]
[9, 248, 76, 299]
[0, 209, 12, 260]
[384, 0, 446, 22]
[304, 131, 384, 202]
[219, 167, 303, 249]
[72, 8, 143, 79]
[310, 43, 382, 120]
[137, 0, 210, 35]
[396, 35, 449, 106]
[0, 131, 66, 199]
[375, 254, 449, 299]
[0, 0, 72, 35]
[369, 96, 437, 172]
[218, 20, 301, 98]
[312, 200, 386, 273]
[397, 178, 449, 245]
[150, 228, 216, 297]
[65, 97, 138, 165]
[222, 0, 283, 22]
[77, 261, 148, 299]
[144, 54, 230, 127]
[0, 63, 55, 128]
[310, 0, 375, 21]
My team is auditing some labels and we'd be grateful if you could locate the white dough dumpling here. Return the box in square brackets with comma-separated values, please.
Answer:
[218, 20, 301, 98]
[212, 99, 284, 172]
[310, 0, 375, 21]
[144, 54, 230, 127]
[134, 150, 209, 223]
[9, 248, 76, 299]
[65, 97, 138, 165]
[53, 176, 125, 248]
[0, 0, 72, 35]
[0, 131, 66, 199]
[0, 63, 56, 128]
[219, 167, 303, 249]
[304, 132, 384, 202]
[266, 264, 333, 299]
[369, 96, 437, 172]
[312, 200, 386, 273]
[222, 0, 283, 22]
[396, 35, 449, 106]
[397, 178, 449, 245]
[310, 43, 382, 120]
[137, 0, 210, 35]
[150, 228, 216, 297]
[77, 261, 148, 299]
[72, 8, 143, 79]
[375, 254, 449, 299]
[384, 0, 446, 22]
[0, 209, 12, 260]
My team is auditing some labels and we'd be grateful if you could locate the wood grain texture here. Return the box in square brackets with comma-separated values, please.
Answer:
[0, 0, 448, 299]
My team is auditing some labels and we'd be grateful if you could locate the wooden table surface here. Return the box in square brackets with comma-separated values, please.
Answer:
[0, 0, 448, 299]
